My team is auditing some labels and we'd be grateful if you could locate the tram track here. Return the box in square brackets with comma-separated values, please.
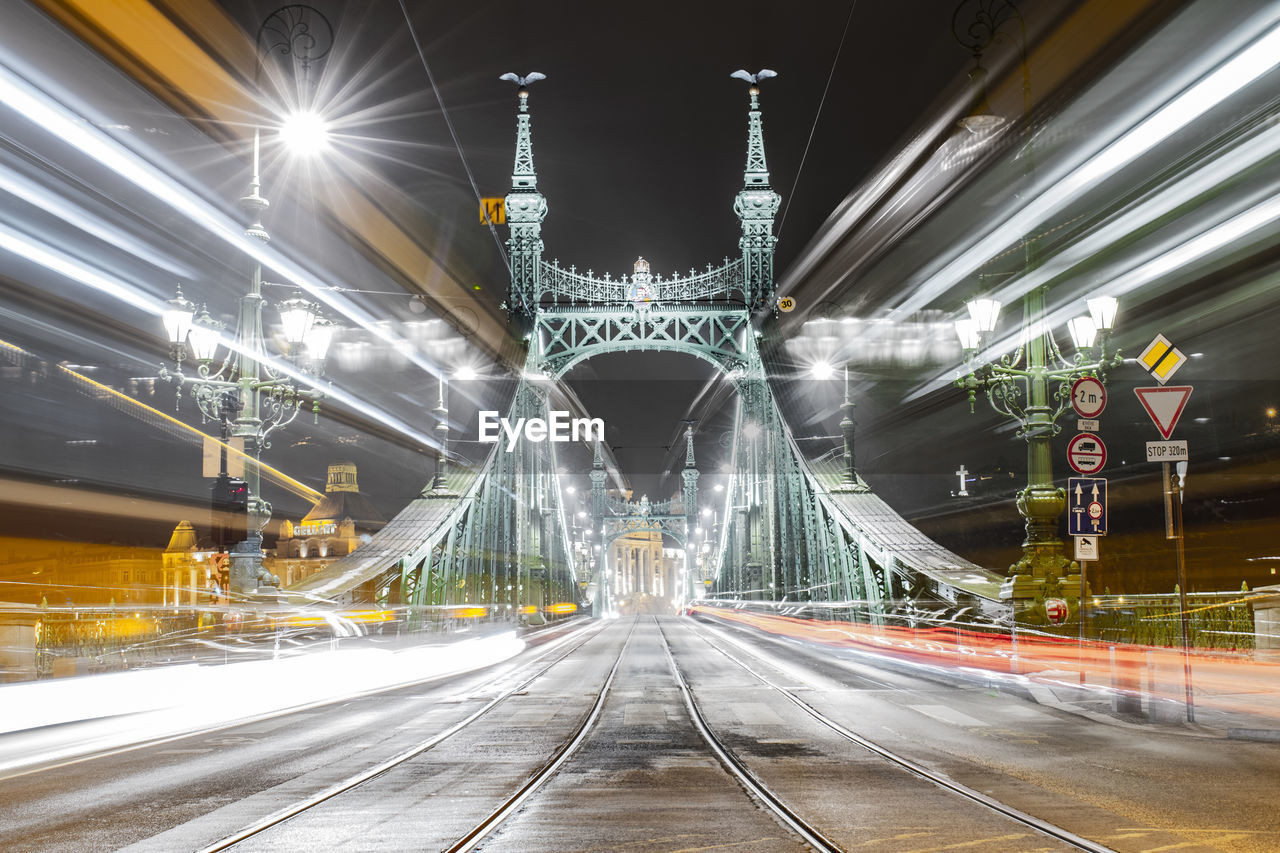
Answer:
[443, 620, 636, 853]
[678, 616, 1119, 853]
[656, 617, 844, 853]
[447, 615, 833, 853]
[195, 617, 626, 853]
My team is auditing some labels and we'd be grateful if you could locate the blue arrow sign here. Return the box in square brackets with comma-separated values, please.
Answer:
[1067, 476, 1107, 536]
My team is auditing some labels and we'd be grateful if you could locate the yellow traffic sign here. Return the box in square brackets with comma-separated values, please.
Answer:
[480, 198, 505, 225]
[1138, 334, 1186, 384]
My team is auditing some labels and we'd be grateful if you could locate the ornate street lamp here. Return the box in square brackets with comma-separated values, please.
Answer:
[159, 5, 337, 600]
[948, 0, 1127, 623]
[955, 287, 1121, 615]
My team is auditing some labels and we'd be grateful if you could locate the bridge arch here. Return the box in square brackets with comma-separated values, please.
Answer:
[533, 307, 753, 379]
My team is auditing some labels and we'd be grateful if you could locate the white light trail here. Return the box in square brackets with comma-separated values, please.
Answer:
[0, 221, 440, 450]
[0, 632, 525, 776]
[0, 61, 445, 382]
[0, 168, 194, 278]
[985, 120, 1280, 312]
[891, 18, 1280, 318]
[0, 222, 162, 315]
[904, 192, 1280, 402]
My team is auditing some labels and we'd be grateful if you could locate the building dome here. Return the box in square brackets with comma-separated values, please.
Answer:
[165, 520, 197, 553]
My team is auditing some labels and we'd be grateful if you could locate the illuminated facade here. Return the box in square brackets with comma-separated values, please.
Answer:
[271, 462, 384, 587]
[0, 538, 162, 607]
[162, 520, 219, 607]
[610, 530, 682, 613]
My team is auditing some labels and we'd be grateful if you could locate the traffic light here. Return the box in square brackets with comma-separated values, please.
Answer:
[211, 473, 248, 552]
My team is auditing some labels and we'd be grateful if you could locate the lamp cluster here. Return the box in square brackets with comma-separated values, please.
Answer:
[955, 292, 1121, 422]
[163, 286, 336, 374]
[955, 295, 1117, 359]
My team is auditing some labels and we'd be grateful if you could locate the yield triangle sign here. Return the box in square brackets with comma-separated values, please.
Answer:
[1134, 386, 1192, 439]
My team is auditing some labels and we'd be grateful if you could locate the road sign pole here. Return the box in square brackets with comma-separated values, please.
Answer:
[1169, 463, 1195, 722]
[1078, 559, 1088, 685]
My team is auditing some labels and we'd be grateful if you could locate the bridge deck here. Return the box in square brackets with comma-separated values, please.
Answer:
[808, 455, 1005, 604]
[286, 469, 479, 603]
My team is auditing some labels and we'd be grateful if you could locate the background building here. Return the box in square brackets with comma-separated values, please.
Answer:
[610, 530, 682, 614]
[271, 462, 385, 587]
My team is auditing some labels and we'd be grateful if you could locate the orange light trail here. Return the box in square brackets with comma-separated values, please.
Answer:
[692, 606, 1280, 723]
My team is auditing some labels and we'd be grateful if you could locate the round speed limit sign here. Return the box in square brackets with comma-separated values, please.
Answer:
[777, 296, 796, 313]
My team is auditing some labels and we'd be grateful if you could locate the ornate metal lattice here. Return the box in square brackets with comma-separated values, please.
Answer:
[537, 259, 746, 306]
[534, 307, 752, 377]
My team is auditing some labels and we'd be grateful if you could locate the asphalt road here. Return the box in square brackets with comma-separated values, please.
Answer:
[1, 616, 1277, 852]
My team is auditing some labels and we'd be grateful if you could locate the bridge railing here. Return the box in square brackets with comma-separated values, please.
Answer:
[538, 259, 745, 305]
[1088, 591, 1256, 651]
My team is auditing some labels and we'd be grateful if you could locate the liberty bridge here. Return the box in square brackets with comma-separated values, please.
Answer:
[7, 1, 1280, 848]
[288, 72, 1010, 628]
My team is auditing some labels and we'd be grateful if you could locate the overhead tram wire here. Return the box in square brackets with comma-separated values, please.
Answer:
[395, 0, 510, 274]
[776, 0, 858, 240]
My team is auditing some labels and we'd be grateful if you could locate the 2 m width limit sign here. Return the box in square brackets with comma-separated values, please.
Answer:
[1071, 376, 1107, 419]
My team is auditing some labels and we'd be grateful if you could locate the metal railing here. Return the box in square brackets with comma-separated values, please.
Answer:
[538, 258, 745, 305]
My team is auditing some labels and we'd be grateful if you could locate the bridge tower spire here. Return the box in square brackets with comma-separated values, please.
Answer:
[732, 70, 781, 310]
[681, 423, 700, 599]
[590, 439, 607, 521]
[501, 73, 548, 318]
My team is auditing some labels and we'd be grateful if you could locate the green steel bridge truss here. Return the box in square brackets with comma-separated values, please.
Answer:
[290, 75, 1010, 625]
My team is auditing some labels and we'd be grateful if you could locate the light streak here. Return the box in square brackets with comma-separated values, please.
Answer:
[0, 59, 445, 383]
[0, 168, 194, 278]
[56, 360, 323, 503]
[0, 631, 525, 775]
[891, 16, 1280, 318]
[904, 180, 1280, 403]
[1, 334, 322, 501]
[0, 218, 440, 451]
[692, 606, 1280, 724]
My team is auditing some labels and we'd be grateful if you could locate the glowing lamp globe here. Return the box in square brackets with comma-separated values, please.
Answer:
[279, 111, 331, 157]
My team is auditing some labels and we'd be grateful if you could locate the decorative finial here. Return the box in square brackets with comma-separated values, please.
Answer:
[500, 71, 546, 111]
[730, 68, 776, 107]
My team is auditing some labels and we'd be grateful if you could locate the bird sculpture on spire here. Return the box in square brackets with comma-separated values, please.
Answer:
[730, 69, 777, 84]
[499, 71, 547, 87]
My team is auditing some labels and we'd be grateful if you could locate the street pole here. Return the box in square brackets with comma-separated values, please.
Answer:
[227, 128, 271, 598]
[1078, 558, 1087, 684]
[1168, 462, 1195, 722]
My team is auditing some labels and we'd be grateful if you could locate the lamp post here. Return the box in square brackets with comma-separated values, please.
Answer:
[949, 0, 1124, 623]
[159, 5, 336, 600]
[955, 289, 1121, 620]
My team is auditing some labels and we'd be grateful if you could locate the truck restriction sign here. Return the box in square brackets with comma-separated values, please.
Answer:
[1067, 433, 1107, 475]
[1070, 376, 1107, 418]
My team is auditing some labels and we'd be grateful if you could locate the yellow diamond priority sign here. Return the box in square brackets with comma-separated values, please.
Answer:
[1138, 334, 1186, 385]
